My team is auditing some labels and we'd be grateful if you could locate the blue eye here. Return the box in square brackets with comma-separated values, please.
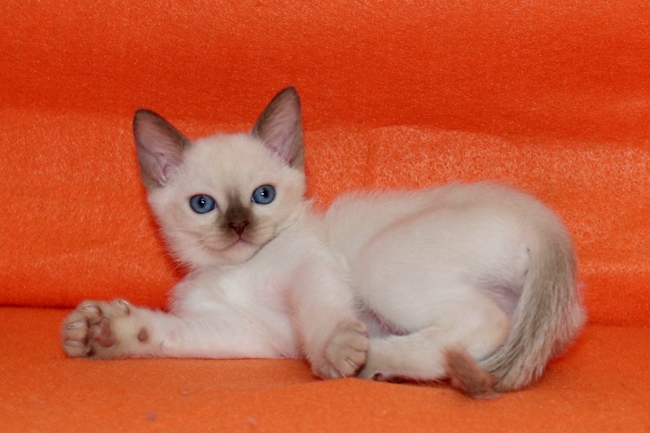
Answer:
[189, 195, 216, 214]
[252, 185, 276, 205]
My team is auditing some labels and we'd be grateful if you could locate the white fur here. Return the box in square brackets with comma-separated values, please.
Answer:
[327, 184, 539, 380]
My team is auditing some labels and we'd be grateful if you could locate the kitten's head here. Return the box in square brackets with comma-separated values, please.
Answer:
[133, 87, 307, 267]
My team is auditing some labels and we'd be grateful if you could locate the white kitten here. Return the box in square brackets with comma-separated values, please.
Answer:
[62, 88, 585, 396]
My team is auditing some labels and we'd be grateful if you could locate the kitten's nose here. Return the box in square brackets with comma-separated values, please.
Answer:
[228, 221, 249, 236]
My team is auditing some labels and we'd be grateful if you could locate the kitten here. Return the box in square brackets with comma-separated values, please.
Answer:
[62, 87, 585, 396]
[63, 88, 368, 379]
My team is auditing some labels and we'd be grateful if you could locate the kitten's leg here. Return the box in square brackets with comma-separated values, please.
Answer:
[357, 297, 509, 382]
[291, 263, 369, 379]
[62, 299, 282, 359]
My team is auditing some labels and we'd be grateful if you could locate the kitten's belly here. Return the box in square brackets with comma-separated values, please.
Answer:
[349, 205, 529, 332]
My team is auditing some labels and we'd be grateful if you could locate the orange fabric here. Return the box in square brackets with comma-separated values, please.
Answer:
[1, 308, 649, 432]
[1, 0, 649, 431]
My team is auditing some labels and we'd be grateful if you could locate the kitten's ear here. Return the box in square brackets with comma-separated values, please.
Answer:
[133, 109, 191, 190]
[251, 87, 304, 168]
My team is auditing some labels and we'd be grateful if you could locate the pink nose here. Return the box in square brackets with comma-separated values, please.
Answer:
[228, 221, 249, 236]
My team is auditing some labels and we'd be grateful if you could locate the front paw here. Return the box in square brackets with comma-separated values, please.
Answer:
[62, 299, 132, 358]
[318, 320, 369, 379]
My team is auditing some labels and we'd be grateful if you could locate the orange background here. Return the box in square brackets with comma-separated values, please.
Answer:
[0, 0, 649, 431]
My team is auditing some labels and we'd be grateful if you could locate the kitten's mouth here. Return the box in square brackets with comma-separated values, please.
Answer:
[201, 234, 257, 252]
[229, 237, 252, 247]
[195, 229, 273, 259]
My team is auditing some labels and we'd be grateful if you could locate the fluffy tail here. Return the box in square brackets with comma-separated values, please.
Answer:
[477, 221, 585, 392]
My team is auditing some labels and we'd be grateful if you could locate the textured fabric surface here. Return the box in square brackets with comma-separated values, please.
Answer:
[1, 308, 649, 432]
[1, 0, 649, 431]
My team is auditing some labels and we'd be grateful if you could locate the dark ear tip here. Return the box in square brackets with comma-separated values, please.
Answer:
[133, 110, 177, 138]
[282, 86, 298, 95]
[133, 109, 149, 129]
[133, 109, 158, 123]
[277, 87, 300, 104]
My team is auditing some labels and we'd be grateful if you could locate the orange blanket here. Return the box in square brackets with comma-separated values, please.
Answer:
[1, 0, 649, 431]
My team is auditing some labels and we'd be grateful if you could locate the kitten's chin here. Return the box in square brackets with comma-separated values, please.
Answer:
[218, 240, 262, 264]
